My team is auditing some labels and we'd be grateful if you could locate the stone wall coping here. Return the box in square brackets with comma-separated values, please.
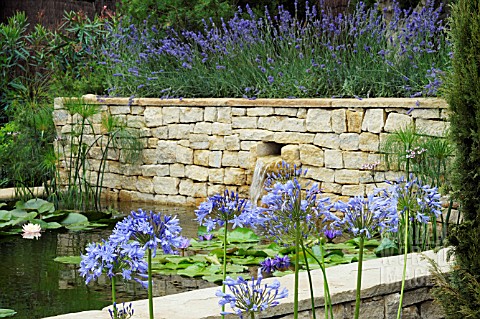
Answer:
[57, 95, 448, 109]
[42, 248, 452, 319]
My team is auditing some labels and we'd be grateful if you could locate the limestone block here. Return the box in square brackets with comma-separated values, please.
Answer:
[236, 129, 272, 140]
[131, 106, 144, 115]
[144, 107, 163, 127]
[153, 176, 179, 194]
[204, 107, 217, 122]
[335, 169, 363, 184]
[314, 304, 347, 319]
[124, 191, 155, 203]
[258, 116, 305, 132]
[136, 176, 154, 193]
[256, 142, 282, 156]
[313, 133, 340, 149]
[238, 151, 252, 169]
[332, 109, 347, 133]
[241, 141, 257, 151]
[185, 165, 209, 181]
[420, 300, 445, 319]
[189, 134, 210, 149]
[232, 117, 258, 129]
[297, 108, 307, 119]
[224, 168, 246, 185]
[142, 149, 158, 164]
[231, 107, 245, 116]
[304, 166, 335, 183]
[359, 132, 380, 152]
[343, 151, 369, 169]
[208, 184, 225, 196]
[179, 107, 203, 123]
[217, 107, 232, 123]
[225, 135, 240, 150]
[384, 113, 413, 132]
[299, 144, 324, 167]
[440, 109, 450, 120]
[340, 133, 360, 150]
[209, 151, 222, 168]
[385, 170, 403, 181]
[356, 299, 385, 319]
[281, 145, 300, 163]
[208, 168, 224, 183]
[54, 97, 64, 109]
[102, 172, 122, 188]
[347, 110, 364, 133]
[147, 138, 159, 148]
[53, 109, 69, 126]
[110, 105, 131, 115]
[269, 132, 315, 144]
[410, 108, 440, 119]
[179, 179, 207, 197]
[306, 109, 332, 132]
[178, 139, 189, 147]
[401, 305, 421, 319]
[324, 149, 344, 168]
[126, 115, 145, 129]
[415, 119, 449, 137]
[209, 136, 226, 150]
[170, 163, 185, 177]
[162, 107, 179, 124]
[193, 122, 212, 134]
[168, 124, 193, 139]
[142, 164, 169, 177]
[222, 151, 239, 166]
[157, 141, 177, 163]
[275, 107, 298, 116]
[212, 123, 232, 135]
[342, 184, 365, 196]
[176, 144, 193, 164]
[120, 175, 138, 191]
[166, 195, 187, 205]
[246, 107, 274, 116]
[319, 182, 341, 194]
[194, 150, 210, 166]
[362, 109, 385, 133]
[151, 127, 167, 138]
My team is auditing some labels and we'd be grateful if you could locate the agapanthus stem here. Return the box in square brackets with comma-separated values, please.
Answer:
[222, 225, 228, 319]
[301, 243, 317, 319]
[111, 276, 117, 319]
[354, 236, 365, 319]
[148, 248, 154, 319]
[304, 246, 333, 319]
[294, 219, 300, 319]
[397, 210, 409, 319]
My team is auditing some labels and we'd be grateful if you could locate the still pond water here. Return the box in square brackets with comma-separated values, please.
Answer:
[0, 203, 215, 319]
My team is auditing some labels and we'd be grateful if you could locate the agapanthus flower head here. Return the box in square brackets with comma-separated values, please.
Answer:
[195, 190, 257, 232]
[334, 193, 399, 238]
[216, 269, 288, 318]
[109, 209, 182, 257]
[264, 161, 306, 190]
[260, 255, 291, 273]
[79, 239, 147, 285]
[198, 233, 214, 241]
[108, 302, 134, 319]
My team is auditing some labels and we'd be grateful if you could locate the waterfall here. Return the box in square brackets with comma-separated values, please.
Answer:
[249, 156, 282, 206]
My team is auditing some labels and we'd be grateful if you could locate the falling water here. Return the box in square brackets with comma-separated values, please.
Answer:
[249, 156, 282, 206]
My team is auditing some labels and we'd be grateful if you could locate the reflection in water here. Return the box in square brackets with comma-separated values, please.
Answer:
[0, 204, 216, 319]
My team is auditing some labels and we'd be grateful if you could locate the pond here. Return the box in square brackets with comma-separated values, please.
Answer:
[0, 203, 216, 319]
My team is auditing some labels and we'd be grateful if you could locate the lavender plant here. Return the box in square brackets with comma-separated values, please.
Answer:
[195, 190, 256, 317]
[97, 0, 449, 99]
[110, 210, 183, 319]
[216, 269, 288, 319]
[334, 193, 398, 319]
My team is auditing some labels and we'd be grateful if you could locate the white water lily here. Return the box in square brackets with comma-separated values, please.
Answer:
[22, 223, 41, 239]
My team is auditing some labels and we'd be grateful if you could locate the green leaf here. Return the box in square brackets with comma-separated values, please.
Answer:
[0, 211, 12, 221]
[202, 274, 225, 283]
[60, 213, 88, 225]
[17, 198, 54, 213]
[226, 227, 259, 243]
[54, 256, 82, 264]
[374, 237, 398, 257]
[177, 263, 221, 277]
[0, 309, 16, 318]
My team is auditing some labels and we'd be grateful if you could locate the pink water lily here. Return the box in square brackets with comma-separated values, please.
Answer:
[22, 223, 41, 239]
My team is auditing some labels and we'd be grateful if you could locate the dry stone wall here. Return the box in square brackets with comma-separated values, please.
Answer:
[53, 96, 449, 206]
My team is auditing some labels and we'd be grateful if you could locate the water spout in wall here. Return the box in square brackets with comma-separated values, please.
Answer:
[249, 156, 282, 207]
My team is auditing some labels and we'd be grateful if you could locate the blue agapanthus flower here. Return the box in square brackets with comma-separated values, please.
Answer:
[216, 269, 288, 318]
[334, 193, 399, 238]
[260, 255, 291, 273]
[110, 209, 183, 257]
[79, 239, 148, 286]
[195, 190, 258, 232]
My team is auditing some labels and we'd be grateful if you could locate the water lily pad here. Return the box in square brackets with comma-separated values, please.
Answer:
[226, 228, 259, 243]
[0, 211, 12, 221]
[0, 309, 16, 318]
[202, 274, 224, 283]
[16, 199, 54, 214]
[177, 263, 220, 277]
[54, 256, 82, 264]
[60, 213, 88, 225]
[374, 237, 398, 257]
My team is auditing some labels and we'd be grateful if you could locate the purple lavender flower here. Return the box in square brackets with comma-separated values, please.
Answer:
[216, 269, 288, 318]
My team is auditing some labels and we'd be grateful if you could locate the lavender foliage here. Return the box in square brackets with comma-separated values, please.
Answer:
[97, 0, 449, 98]
[216, 269, 288, 318]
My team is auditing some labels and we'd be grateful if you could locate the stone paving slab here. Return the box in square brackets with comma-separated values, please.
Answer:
[42, 248, 451, 319]
[0, 187, 45, 201]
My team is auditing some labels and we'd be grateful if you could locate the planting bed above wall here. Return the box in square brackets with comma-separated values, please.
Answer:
[53, 96, 448, 206]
